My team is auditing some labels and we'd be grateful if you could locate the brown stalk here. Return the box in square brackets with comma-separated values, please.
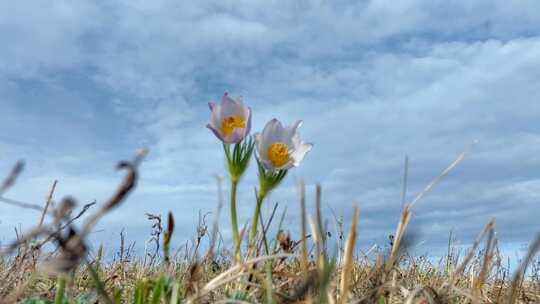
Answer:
[472, 221, 496, 303]
[38, 180, 58, 227]
[298, 178, 309, 275]
[507, 231, 540, 304]
[0, 161, 24, 196]
[385, 205, 411, 273]
[339, 206, 359, 304]
[449, 220, 494, 285]
[79, 150, 145, 239]
[315, 184, 324, 266]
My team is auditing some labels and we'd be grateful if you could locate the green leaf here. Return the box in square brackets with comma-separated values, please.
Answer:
[54, 276, 67, 304]
[169, 282, 181, 304]
[151, 276, 165, 304]
[20, 299, 54, 304]
[226, 137, 255, 180]
[133, 280, 146, 304]
[75, 291, 99, 304]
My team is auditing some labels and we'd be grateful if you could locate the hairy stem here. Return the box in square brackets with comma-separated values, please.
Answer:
[230, 179, 241, 261]
[249, 190, 266, 251]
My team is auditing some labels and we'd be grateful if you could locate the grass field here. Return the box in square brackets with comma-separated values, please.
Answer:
[0, 151, 538, 304]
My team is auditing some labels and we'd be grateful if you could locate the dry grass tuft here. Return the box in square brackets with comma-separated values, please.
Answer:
[0, 148, 538, 303]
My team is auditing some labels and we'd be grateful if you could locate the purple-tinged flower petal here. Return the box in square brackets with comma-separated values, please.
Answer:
[225, 127, 244, 144]
[259, 119, 282, 158]
[260, 158, 275, 171]
[254, 132, 263, 153]
[221, 93, 241, 118]
[256, 118, 312, 170]
[207, 124, 226, 142]
[207, 92, 251, 143]
[209, 103, 222, 131]
[237, 96, 249, 117]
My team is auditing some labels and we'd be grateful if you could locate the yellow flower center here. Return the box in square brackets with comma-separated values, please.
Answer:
[221, 115, 246, 137]
[267, 142, 289, 168]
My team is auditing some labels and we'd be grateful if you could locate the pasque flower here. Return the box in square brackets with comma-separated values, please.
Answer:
[254, 118, 312, 171]
[249, 118, 312, 248]
[207, 93, 252, 144]
[207, 92, 255, 262]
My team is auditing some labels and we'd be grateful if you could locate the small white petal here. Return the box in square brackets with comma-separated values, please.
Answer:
[282, 120, 303, 145]
[291, 142, 313, 166]
[235, 95, 244, 104]
[244, 107, 252, 135]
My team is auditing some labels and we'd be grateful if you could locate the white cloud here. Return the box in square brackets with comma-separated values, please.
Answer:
[0, 1, 539, 253]
[0, 1, 103, 78]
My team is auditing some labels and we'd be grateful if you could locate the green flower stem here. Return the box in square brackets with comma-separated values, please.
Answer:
[230, 178, 241, 261]
[54, 274, 67, 304]
[223, 139, 255, 261]
[249, 189, 266, 250]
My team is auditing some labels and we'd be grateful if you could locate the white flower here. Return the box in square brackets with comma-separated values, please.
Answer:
[255, 118, 313, 170]
[207, 93, 252, 144]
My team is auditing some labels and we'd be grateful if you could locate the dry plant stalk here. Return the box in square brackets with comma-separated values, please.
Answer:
[0, 161, 24, 195]
[339, 206, 359, 304]
[38, 180, 58, 227]
[298, 178, 309, 275]
[0, 143, 538, 304]
[507, 232, 540, 304]
[0, 150, 146, 303]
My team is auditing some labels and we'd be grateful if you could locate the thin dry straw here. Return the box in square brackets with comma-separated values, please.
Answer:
[79, 149, 147, 240]
[307, 215, 321, 265]
[39, 180, 58, 227]
[473, 222, 496, 303]
[315, 184, 324, 260]
[298, 178, 309, 275]
[0, 163, 63, 217]
[385, 143, 475, 278]
[204, 175, 224, 262]
[0, 196, 46, 212]
[404, 285, 436, 304]
[213, 300, 253, 304]
[409, 141, 476, 208]
[36, 200, 97, 248]
[257, 202, 279, 255]
[0, 160, 24, 196]
[386, 205, 412, 273]
[339, 206, 358, 304]
[401, 155, 409, 211]
[507, 231, 540, 304]
[450, 220, 494, 284]
[195, 254, 296, 298]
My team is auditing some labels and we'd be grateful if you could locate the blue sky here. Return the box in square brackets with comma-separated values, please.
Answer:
[1, 1, 539, 258]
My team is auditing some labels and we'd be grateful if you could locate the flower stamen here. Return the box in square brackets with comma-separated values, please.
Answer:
[267, 142, 289, 168]
[222, 115, 246, 137]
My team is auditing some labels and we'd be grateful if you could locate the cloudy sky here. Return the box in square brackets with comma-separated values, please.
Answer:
[0, 1, 539, 258]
